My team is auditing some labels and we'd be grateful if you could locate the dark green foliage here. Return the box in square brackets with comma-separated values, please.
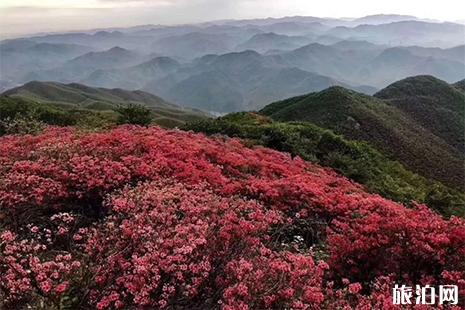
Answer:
[115, 104, 153, 126]
[0, 96, 73, 135]
[185, 112, 465, 217]
[0, 96, 76, 126]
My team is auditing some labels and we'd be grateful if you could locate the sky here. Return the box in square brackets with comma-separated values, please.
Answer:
[1, 0, 464, 38]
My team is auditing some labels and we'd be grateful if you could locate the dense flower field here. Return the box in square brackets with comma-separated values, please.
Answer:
[1, 126, 464, 309]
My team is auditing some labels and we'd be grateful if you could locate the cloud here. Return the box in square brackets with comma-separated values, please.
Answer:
[96, 0, 175, 7]
[1, 0, 463, 38]
[0, 0, 238, 38]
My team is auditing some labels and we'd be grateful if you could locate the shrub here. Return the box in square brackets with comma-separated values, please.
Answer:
[0, 126, 464, 309]
[115, 104, 153, 126]
[0, 115, 46, 136]
[0, 96, 76, 127]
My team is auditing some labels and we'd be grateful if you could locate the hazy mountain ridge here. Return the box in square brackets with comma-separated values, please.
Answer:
[140, 50, 375, 112]
[236, 32, 313, 53]
[327, 21, 465, 47]
[1, 14, 464, 110]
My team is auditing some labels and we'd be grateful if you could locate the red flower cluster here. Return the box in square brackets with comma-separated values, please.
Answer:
[1, 126, 464, 309]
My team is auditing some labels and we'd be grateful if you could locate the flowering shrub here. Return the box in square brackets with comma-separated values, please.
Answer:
[1, 126, 464, 309]
[0, 214, 84, 309]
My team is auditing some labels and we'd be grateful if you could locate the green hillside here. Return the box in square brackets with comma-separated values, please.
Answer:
[2, 81, 209, 127]
[260, 86, 465, 190]
[375, 75, 465, 152]
[185, 112, 465, 217]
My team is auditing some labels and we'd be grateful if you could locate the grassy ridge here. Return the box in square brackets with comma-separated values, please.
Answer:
[260, 85, 465, 190]
[0, 94, 206, 133]
[2, 81, 209, 126]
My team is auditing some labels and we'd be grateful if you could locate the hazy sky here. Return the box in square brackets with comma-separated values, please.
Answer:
[1, 0, 464, 38]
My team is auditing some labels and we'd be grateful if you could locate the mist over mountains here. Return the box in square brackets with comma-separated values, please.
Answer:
[1, 14, 464, 112]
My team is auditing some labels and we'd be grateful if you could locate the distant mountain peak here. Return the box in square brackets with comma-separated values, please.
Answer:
[354, 14, 418, 23]
[107, 46, 127, 52]
[94, 30, 124, 37]
[216, 50, 262, 62]
[134, 56, 180, 72]
[102, 46, 136, 57]
[291, 42, 330, 55]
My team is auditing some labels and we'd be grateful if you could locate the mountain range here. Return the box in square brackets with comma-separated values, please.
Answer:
[1, 14, 463, 112]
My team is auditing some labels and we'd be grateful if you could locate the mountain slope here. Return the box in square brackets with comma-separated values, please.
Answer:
[260, 86, 465, 189]
[374, 75, 465, 152]
[2, 81, 208, 127]
[186, 112, 465, 217]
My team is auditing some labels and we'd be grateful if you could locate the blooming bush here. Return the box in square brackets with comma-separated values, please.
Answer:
[1, 126, 464, 309]
[0, 214, 84, 309]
